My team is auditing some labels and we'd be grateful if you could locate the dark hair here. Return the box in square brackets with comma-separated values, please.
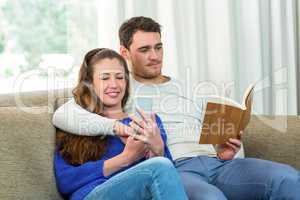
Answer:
[119, 16, 161, 49]
[56, 48, 130, 165]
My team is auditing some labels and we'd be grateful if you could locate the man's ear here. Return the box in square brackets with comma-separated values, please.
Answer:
[120, 46, 130, 60]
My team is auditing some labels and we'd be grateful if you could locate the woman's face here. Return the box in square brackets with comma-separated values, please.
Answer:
[92, 58, 127, 110]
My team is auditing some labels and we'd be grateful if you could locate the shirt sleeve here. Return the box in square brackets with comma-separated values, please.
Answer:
[52, 98, 116, 136]
[155, 115, 173, 161]
[54, 152, 109, 196]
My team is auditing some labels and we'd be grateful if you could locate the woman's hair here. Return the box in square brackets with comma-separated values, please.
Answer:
[56, 48, 130, 165]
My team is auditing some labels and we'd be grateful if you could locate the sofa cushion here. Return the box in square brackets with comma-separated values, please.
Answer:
[0, 106, 63, 200]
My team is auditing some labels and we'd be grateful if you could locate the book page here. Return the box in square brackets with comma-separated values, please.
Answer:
[205, 96, 244, 110]
[238, 85, 254, 131]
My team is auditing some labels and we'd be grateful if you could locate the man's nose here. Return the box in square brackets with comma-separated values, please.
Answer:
[149, 49, 158, 60]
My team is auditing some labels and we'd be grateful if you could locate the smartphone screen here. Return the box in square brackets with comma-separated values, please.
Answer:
[135, 96, 153, 119]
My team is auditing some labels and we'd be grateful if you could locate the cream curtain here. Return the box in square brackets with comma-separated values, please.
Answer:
[81, 0, 300, 115]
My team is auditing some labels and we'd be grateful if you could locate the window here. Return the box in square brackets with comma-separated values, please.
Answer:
[0, 0, 98, 94]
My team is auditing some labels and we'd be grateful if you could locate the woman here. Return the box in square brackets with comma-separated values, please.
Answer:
[54, 48, 188, 200]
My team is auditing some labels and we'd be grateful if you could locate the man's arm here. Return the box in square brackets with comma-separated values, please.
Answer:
[52, 98, 116, 136]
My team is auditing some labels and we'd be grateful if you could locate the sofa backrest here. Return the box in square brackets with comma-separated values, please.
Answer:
[0, 90, 299, 200]
[0, 90, 71, 200]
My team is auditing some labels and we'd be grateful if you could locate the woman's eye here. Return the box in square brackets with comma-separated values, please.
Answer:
[100, 75, 109, 80]
[116, 76, 124, 79]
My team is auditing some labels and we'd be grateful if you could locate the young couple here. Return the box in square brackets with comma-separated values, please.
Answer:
[53, 16, 300, 200]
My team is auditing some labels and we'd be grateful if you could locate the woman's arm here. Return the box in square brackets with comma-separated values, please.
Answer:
[154, 115, 173, 160]
[54, 152, 107, 195]
[54, 137, 147, 195]
[53, 98, 127, 136]
[103, 136, 146, 176]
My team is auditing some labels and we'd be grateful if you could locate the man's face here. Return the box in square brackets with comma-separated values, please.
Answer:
[127, 31, 163, 79]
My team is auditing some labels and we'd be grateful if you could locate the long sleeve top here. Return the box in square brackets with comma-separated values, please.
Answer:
[54, 116, 172, 200]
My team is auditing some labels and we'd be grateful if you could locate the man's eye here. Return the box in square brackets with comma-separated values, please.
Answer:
[139, 48, 148, 53]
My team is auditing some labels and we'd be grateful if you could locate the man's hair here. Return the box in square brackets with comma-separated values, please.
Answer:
[119, 16, 161, 49]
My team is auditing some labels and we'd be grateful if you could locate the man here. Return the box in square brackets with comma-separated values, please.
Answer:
[53, 16, 299, 200]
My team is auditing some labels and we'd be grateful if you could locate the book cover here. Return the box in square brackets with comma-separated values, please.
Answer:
[199, 83, 255, 144]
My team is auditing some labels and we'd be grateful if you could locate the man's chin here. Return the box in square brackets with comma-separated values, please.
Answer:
[144, 71, 161, 79]
[133, 69, 162, 81]
[147, 67, 162, 76]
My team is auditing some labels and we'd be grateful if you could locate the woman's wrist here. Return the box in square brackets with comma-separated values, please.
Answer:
[119, 152, 134, 166]
[103, 153, 132, 176]
[149, 145, 164, 157]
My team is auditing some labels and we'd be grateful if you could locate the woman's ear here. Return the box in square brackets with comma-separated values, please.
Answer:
[120, 46, 129, 60]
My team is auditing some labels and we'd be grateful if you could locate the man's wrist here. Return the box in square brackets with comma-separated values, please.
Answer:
[113, 121, 123, 136]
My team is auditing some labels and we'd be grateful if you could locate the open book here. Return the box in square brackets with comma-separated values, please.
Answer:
[199, 83, 255, 144]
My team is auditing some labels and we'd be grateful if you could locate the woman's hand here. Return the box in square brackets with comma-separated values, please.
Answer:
[216, 131, 243, 160]
[122, 136, 148, 164]
[103, 136, 147, 176]
[129, 109, 164, 157]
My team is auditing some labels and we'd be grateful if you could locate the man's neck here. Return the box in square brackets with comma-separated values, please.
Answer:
[132, 73, 170, 84]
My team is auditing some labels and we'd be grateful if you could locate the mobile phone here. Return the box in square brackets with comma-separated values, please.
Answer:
[134, 96, 153, 120]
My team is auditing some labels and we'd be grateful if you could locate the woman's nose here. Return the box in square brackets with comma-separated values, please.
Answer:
[108, 78, 118, 87]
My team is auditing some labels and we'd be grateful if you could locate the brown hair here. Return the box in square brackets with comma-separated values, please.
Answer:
[56, 48, 130, 165]
[119, 16, 161, 49]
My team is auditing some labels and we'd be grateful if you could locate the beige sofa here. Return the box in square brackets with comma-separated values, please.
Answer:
[0, 90, 299, 200]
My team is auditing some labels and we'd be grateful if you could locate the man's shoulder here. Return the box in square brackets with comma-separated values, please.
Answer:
[162, 77, 187, 91]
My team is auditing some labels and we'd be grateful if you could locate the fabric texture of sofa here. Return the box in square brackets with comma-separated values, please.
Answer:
[0, 90, 299, 200]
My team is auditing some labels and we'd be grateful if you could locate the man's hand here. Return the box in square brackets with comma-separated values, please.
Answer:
[216, 131, 243, 160]
[129, 110, 164, 157]
[113, 121, 133, 137]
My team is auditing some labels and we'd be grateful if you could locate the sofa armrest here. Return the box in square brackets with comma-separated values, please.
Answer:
[243, 115, 300, 170]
